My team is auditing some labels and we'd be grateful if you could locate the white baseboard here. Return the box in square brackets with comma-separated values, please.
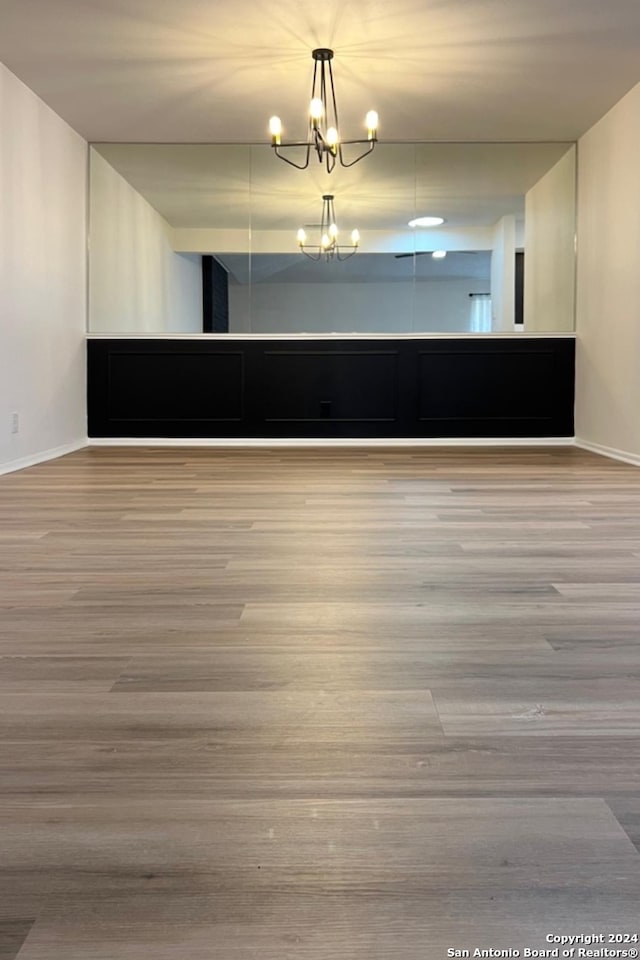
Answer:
[13, 436, 640, 473]
[89, 436, 575, 449]
[0, 439, 88, 477]
[575, 438, 640, 468]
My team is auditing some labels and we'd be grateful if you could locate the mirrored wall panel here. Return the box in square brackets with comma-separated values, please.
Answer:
[88, 141, 576, 335]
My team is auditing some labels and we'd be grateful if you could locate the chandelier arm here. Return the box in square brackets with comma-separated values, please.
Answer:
[337, 140, 376, 168]
[311, 57, 323, 159]
[272, 144, 312, 170]
[338, 138, 378, 146]
[300, 247, 322, 262]
[336, 246, 358, 262]
[327, 58, 340, 133]
[318, 59, 326, 122]
[311, 56, 320, 113]
[274, 139, 316, 148]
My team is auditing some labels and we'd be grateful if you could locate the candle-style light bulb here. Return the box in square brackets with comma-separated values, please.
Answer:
[326, 126, 339, 151]
[351, 228, 360, 245]
[365, 110, 379, 140]
[297, 228, 307, 246]
[321, 233, 330, 248]
[310, 98, 324, 122]
[329, 222, 339, 239]
[269, 116, 282, 145]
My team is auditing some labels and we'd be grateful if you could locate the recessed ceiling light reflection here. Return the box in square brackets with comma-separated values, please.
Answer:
[408, 216, 446, 228]
[431, 250, 447, 259]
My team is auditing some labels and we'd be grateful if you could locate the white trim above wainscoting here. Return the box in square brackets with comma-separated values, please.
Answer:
[86, 332, 577, 341]
[575, 438, 640, 467]
[89, 437, 576, 449]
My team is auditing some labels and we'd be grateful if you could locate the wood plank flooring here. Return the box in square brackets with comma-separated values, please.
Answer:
[1, 446, 640, 958]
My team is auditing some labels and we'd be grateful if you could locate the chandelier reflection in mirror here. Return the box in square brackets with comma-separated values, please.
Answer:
[297, 194, 360, 262]
[269, 48, 378, 173]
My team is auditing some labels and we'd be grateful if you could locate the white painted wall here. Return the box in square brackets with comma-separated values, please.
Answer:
[230, 279, 488, 334]
[0, 62, 87, 473]
[89, 151, 202, 333]
[524, 146, 576, 332]
[490, 216, 516, 331]
[575, 80, 640, 463]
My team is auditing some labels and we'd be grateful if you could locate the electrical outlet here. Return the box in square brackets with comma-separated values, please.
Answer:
[11, 412, 19, 435]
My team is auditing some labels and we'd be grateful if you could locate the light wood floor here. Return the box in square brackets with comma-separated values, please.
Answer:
[2, 446, 640, 958]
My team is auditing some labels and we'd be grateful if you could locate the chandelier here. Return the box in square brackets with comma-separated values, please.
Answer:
[269, 48, 378, 173]
[296, 195, 360, 261]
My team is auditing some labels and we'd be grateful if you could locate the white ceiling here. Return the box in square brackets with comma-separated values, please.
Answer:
[2, 0, 640, 142]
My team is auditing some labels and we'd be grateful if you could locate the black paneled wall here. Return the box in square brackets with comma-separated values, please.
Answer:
[88, 337, 575, 439]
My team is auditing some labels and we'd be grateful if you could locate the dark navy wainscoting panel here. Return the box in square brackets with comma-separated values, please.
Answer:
[262, 351, 399, 423]
[87, 337, 575, 439]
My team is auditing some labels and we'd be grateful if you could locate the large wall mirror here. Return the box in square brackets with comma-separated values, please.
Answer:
[88, 141, 576, 335]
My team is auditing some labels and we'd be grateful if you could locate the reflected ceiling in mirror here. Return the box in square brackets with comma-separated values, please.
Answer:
[89, 141, 576, 335]
[94, 143, 251, 228]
